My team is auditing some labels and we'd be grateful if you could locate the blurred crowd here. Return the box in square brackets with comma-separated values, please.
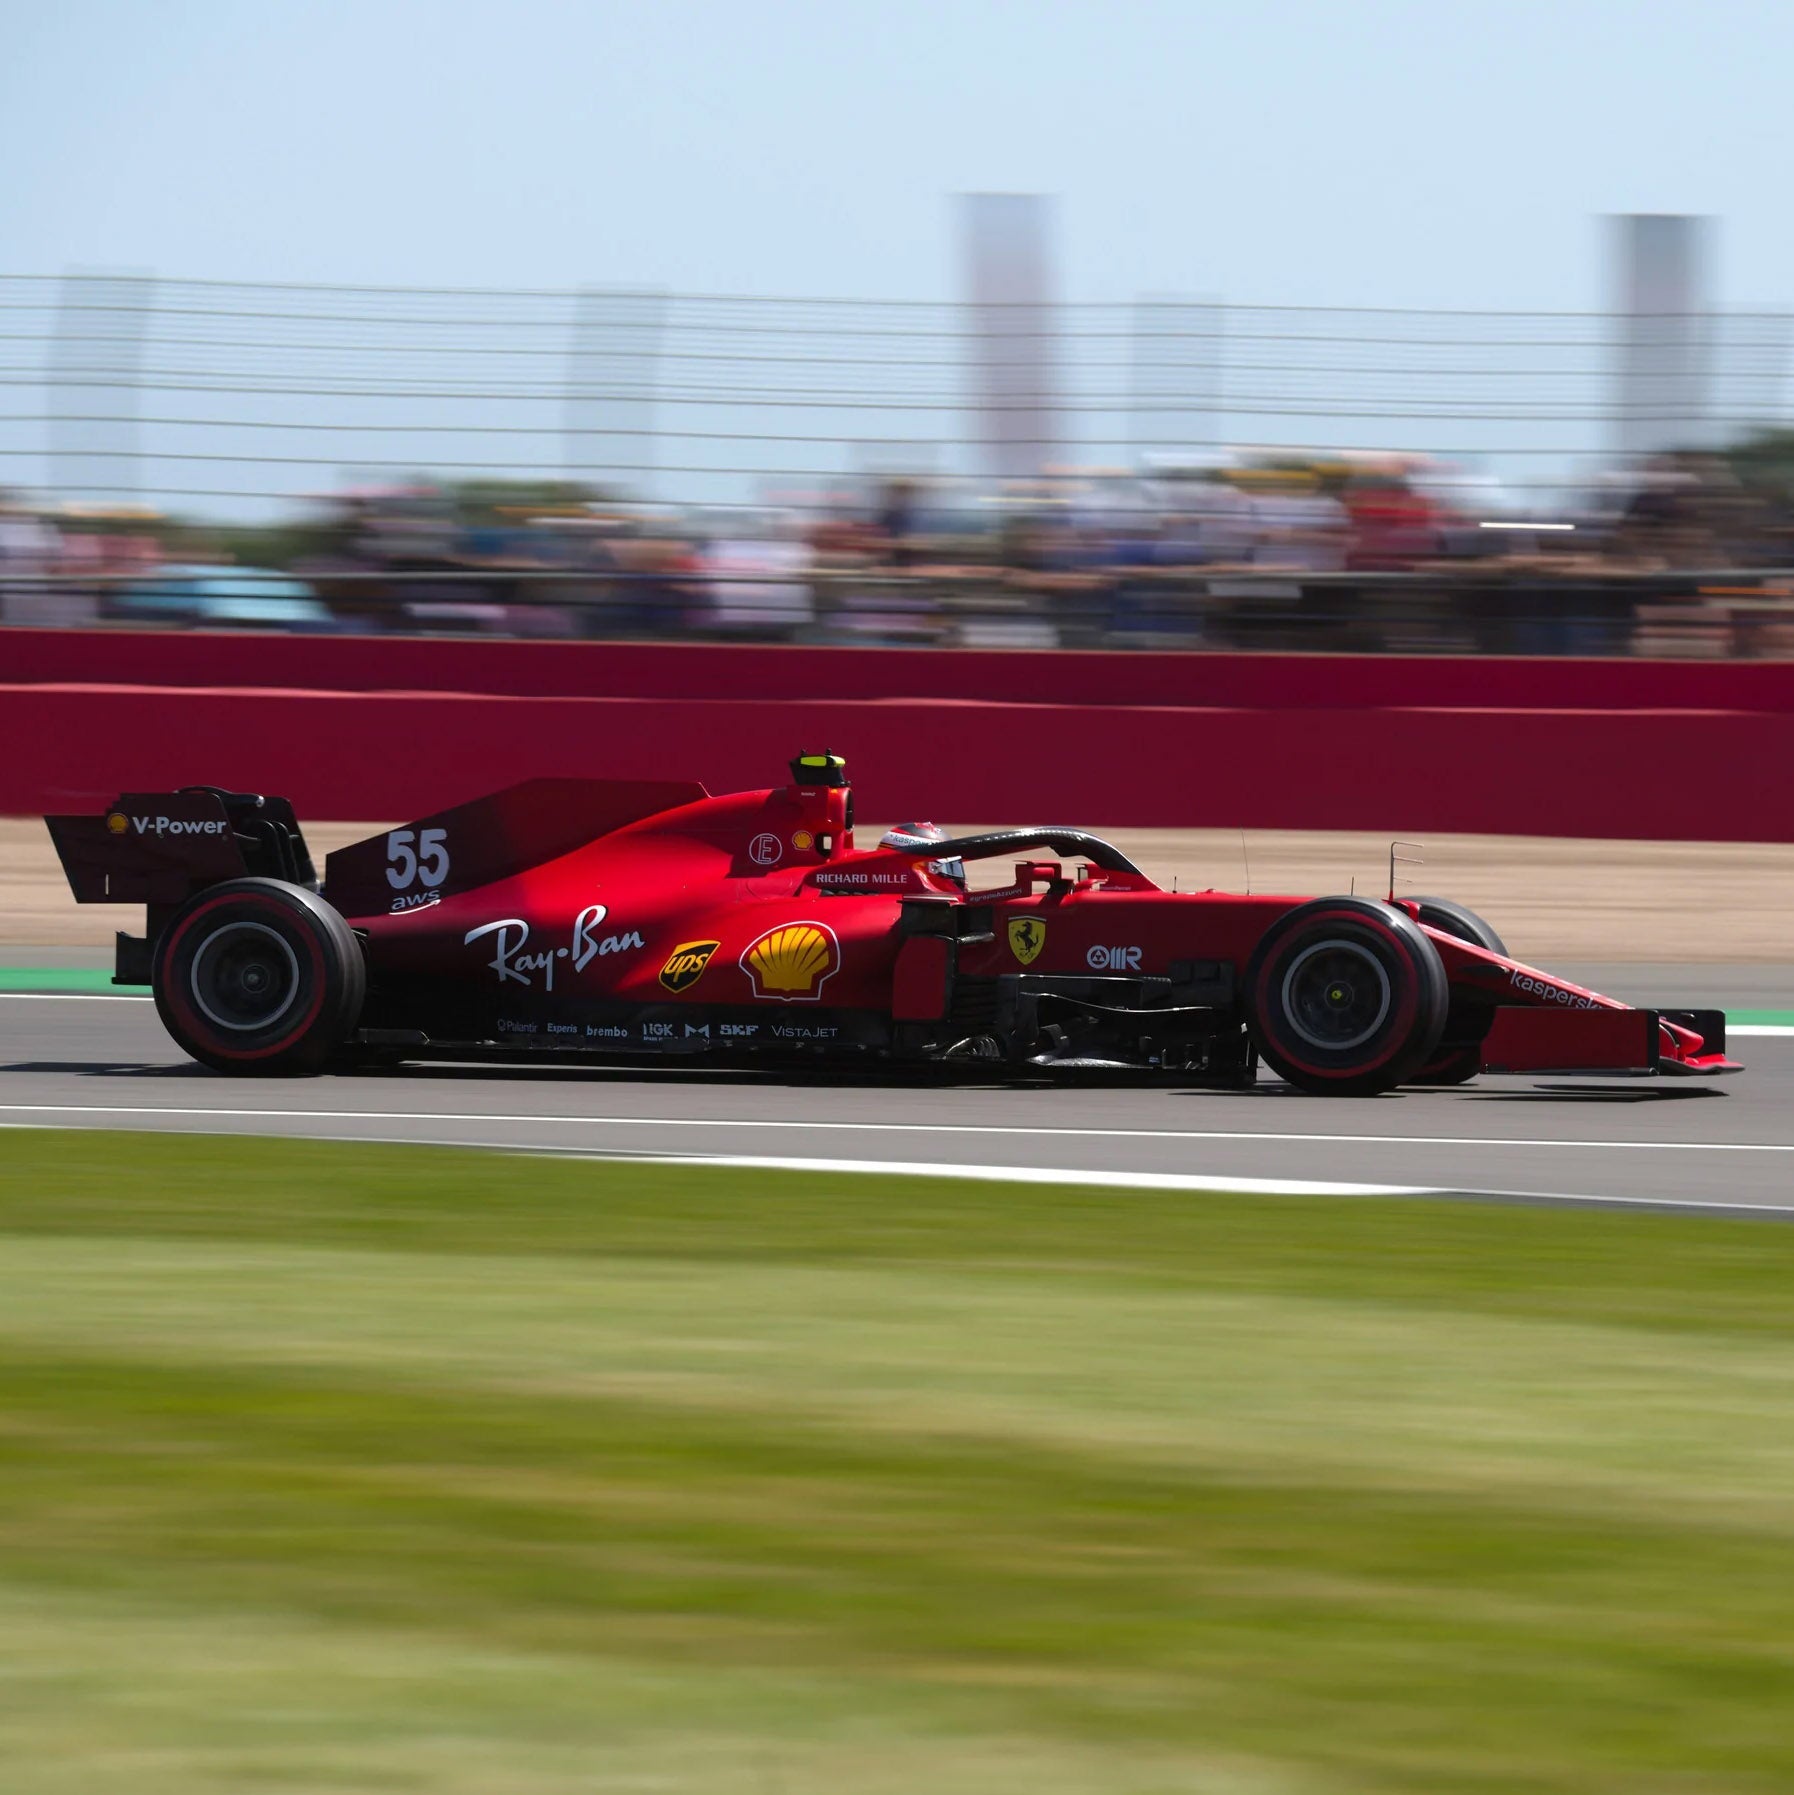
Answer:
[8, 449, 1794, 657]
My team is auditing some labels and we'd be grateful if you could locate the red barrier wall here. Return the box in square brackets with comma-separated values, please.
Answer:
[11, 626, 1794, 712]
[9, 678, 1793, 841]
[7, 628, 1792, 837]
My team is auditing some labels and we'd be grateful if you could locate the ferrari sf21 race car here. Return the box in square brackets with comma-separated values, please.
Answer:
[46, 754, 1740, 1094]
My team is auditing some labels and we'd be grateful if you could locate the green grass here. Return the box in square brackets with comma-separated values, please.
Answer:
[0, 968, 143, 992]
[3, 1134, 1794, 1792]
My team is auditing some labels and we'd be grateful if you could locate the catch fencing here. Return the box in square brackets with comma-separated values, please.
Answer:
[4, 273, 1794, 516]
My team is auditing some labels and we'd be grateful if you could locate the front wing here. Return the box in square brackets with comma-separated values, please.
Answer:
[1423, 930, 1742, 1079]
[1478, 1005, 1737, 1077]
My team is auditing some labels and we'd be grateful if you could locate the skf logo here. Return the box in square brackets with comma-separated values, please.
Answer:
[1007, 917, 1046, 965]
[739, 921, 840, 1002]
[659, 940, 719, 993]
[105, 811, 129, 835]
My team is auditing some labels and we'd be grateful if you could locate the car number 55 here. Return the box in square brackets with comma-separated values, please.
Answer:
[386, 827, 450, 890]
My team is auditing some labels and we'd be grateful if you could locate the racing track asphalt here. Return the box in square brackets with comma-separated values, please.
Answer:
[5, 967, 1794, 1214]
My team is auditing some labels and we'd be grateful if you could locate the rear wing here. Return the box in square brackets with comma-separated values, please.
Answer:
[45, 788, 317, 906]
[321, 777, 707, 918]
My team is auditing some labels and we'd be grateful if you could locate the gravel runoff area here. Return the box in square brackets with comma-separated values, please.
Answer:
[4, 816, 1792, 961]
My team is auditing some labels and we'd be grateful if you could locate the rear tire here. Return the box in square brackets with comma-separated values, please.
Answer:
[1246, 897, 1448, 1095]
[153, 878, 364, 1076]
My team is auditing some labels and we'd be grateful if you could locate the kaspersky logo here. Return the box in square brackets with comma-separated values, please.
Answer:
[659, 940, 719, 993]
[739, 922, 840, 1001]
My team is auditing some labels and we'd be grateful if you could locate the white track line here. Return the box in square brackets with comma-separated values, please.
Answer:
[598, 1154, 1431, 1197]
[9, 1115, 1794, 1213]
[0, 1100, 1789, 1156]
[10, 1116, 1793, 1214]
[0, 992, 152, 1002]
[0, 1122, 1427, 1194]
[614, 1153, 1794, 1215]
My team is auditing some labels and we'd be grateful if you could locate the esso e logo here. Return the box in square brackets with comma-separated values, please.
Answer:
[1086, 944, 1143, 972]
[749, 832, 783, 867]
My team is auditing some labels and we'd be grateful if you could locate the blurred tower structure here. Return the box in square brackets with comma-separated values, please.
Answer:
[959, 194, 1061, 480]
[563, 286, 667, 500]
[1610, 214, 1712, 458]
[48, 271, 155, 506]
[1129, 297, 1223, 464]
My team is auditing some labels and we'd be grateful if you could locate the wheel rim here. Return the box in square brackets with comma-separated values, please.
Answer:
[1280, 938, 1392, 1053]
[189, 922, 301, 1034]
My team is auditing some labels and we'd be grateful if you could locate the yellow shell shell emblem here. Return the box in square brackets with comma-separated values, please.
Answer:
[739, 921, 840, 1002]
[105, 811, 130, 835]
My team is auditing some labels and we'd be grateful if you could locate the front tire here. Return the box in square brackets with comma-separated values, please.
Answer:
[1246, 897, 1448, 1095]
[1410, 896, 1505, 1084]
[1411, 896, 1505, 957]
[153, 878, 364, 1076]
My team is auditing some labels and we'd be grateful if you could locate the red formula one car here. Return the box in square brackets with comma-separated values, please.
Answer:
[46, 754, 1740, 1093]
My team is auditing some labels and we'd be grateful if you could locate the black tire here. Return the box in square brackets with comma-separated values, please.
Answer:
[1245, 897, 1448, 1096]
[1410, 896, 1506, 957]
[153, 878, 365, 1076]
[1409, 897, 1504, 1084]
[1412, 1042, 1483, 1086]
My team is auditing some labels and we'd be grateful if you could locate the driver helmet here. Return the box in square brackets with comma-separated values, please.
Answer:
[879, 821, 966, 889]
[880, 821, 947, 853]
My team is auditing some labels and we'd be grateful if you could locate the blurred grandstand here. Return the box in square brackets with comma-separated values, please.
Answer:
[5, 272, 1794, 654]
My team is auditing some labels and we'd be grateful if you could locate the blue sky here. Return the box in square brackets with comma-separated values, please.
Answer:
[4, 0, 1791, 308]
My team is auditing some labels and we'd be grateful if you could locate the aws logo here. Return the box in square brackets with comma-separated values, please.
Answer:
[659, 940, 719, 993]
[739, 921, 840, 1002]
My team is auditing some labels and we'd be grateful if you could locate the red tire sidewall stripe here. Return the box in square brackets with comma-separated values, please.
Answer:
[1252, 910, 1424, 1083]
[159, 893, 330, 1060]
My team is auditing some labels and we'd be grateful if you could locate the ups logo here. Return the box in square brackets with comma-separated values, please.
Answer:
[658, 940, 719, 992]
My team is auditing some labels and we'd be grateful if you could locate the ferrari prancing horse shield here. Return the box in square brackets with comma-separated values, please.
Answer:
[1007, 917, 1046, 965]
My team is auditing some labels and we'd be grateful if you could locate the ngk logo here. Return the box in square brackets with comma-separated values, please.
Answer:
[1086, 944, 1143, 972]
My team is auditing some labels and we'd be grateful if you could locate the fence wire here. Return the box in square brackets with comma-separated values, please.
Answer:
[1, 274, 1790, 517]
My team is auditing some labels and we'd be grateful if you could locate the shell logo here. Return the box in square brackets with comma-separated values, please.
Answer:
[105, 811, 129, 835]
[739, 921, 840, 1002]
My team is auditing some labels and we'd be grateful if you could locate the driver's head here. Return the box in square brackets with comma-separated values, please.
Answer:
[879, 821, 965, 889]
[879, 821, 947, 854]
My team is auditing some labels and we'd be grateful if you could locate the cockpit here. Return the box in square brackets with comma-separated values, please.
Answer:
[790, 750, 1147, 892]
